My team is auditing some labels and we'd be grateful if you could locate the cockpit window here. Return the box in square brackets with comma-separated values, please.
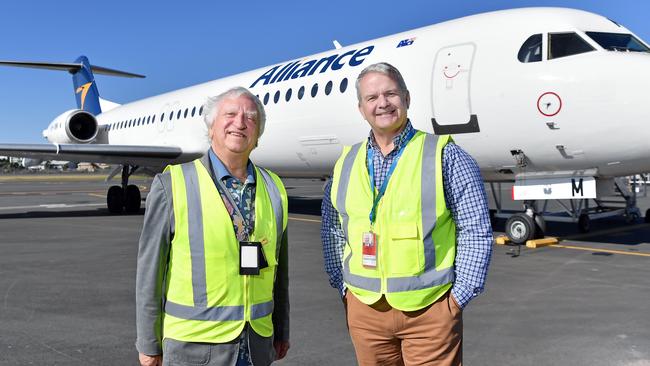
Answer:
[548, 32, 595, 60]
[585, 32, 650, 53]
[518, 34, 542, 63]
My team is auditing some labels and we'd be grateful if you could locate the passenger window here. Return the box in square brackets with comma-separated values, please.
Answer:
[340, 78, 348, 93]
[263, 93, 270, 105]
[325, 81, 333, 95]
[199, 106, 204, 116]
[191, 107, 196, 117]
[285, 88, 292, 102]
[176, 110, 181, 119]
[311, 83, 318, 98]
[518, 34, 542, 63]
[298, 86, 305, 100]
[274, 90, 280, 104]
[184, 109, 188, 118]
[548, 32, 595, 60]
[161, 113, 165, 122]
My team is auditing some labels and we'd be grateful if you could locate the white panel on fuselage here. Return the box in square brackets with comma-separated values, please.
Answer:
[432, 43, 475, 125]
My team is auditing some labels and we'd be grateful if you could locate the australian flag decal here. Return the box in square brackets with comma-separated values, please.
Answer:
[397, 37, 416, 48]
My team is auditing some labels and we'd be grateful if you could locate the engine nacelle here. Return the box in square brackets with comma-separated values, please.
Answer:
[43, 109, 98, 144]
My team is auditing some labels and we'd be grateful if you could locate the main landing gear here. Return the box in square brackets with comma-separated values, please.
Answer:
[107, 165, 142, 214]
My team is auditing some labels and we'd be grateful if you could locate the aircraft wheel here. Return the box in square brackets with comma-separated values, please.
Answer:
[578, 213, 590, 233]
[533, 214, 546, 239]
[625, 211, 639, 224]
[489, 209, 497, 226]
[505, 213, 536, 244]
[125, 184, 142, 213]
[107, 186, 124, 214]
[645, 208, 650, 224]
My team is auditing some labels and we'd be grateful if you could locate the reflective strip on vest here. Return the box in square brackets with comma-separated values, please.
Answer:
[164, 160, 283, 321]
[258, 167, 284, 258]
[164, 299, 274, 321]
[336, 142, 362, 245]
[339, 134, 455, 293]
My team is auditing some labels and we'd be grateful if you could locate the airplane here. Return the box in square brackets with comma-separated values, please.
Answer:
[1, 7, 649, 244]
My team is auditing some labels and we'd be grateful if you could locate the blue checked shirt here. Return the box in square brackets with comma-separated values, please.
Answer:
[321, 120, 493, 309]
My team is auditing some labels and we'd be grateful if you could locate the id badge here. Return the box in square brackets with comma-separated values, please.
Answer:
[240, 241, 261, 275]
[362, 232, 377, 268]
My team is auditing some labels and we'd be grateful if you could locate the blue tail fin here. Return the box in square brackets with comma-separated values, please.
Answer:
[72, 56, 102, 115]
[0, 55, 145, 116]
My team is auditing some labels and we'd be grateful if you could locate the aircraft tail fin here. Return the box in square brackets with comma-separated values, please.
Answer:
[0, 56, 144, 115]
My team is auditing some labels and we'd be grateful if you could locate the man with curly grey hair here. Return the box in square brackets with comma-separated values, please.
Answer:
[136, 86, 290, 366]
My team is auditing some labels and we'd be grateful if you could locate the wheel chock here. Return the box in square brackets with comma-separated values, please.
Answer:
[525, 237, 558, 248]
[495, 236, 510, 245]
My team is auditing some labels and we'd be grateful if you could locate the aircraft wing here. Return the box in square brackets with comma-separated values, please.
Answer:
[0, 143, 198, 167]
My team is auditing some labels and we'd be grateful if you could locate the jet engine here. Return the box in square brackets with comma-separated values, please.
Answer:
[44, 109, 98, 144]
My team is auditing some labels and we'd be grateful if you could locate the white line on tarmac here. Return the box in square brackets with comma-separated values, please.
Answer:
[0, 203, 105, 211]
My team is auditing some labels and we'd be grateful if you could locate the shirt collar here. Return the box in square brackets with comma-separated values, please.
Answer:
[208, 148, 256, 184]
[368, 119, 415, 154]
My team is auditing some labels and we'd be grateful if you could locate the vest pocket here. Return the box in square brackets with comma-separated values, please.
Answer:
[387, 222, 422, 275]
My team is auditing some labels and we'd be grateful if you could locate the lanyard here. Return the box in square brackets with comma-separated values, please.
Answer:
[207, 152, 255, 239]
[215, 176, 254, 239]
[367, 128, 416, 225]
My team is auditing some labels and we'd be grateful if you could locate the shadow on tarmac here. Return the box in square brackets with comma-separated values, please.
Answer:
[492, 217, 650, 245]
[0, 208, 145, 219]
[288, 197, 322, 216]
[2, 197, 648, 246]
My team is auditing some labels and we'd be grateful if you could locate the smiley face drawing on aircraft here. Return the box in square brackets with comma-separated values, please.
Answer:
[443, 62, 463, 89]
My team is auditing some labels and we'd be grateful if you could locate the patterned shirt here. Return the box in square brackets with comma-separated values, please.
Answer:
[208, 149, 256, 240]
[321, 120, 493, 309]
[208, 149, 256, 366]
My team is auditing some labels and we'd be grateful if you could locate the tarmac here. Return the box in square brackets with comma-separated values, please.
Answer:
[0, 176, 649, 365]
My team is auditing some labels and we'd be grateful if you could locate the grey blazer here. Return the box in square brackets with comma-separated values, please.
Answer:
[136, 154, 290, 366]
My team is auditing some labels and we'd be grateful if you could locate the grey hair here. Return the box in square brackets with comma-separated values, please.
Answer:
[355, 62, 409, 102]
[203, 86, 266, 138]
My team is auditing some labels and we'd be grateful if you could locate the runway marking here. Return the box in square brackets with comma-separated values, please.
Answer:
[289, 216, 322, 223]
[550, 244, 650, 257]
[87, 193, 106, 198]
[0, 203, 104, 211]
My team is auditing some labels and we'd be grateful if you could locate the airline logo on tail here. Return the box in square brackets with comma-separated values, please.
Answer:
[75, 82, 93, 110]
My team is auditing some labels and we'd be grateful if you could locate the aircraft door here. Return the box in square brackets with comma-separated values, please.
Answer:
[431, 43, 480, 134]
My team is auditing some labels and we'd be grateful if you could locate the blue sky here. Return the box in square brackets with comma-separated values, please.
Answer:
[0, 0, 648, 143]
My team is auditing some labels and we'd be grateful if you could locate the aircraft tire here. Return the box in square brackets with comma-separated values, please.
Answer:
[533, 214, 546, 239]
[505, 213, 536, 244]
[107, 186, 124, 214]
[578, 213, 590, 233]
[125, 184, 141, 213]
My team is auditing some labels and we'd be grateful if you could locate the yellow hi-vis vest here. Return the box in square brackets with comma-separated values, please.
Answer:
[331, 131, 456, 311]
[162, 159, 288, 343]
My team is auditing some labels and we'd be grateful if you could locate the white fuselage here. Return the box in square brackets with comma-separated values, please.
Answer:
[54, 8, 650, 180]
